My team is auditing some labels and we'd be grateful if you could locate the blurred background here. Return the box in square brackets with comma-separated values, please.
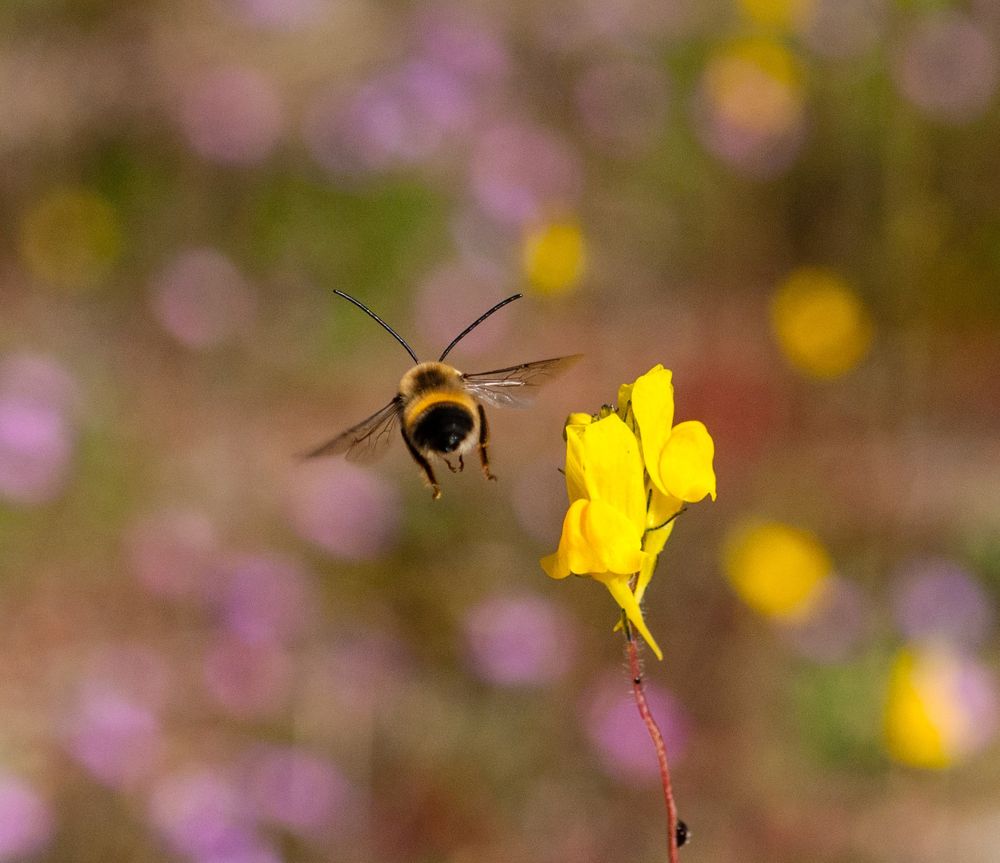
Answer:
[2, 0, 1000, 861]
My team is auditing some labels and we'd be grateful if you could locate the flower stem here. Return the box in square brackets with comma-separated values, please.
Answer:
[623, 615, 679, 863]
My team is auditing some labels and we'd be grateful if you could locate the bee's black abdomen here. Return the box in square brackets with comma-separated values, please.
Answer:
[412, 403, 475, 454]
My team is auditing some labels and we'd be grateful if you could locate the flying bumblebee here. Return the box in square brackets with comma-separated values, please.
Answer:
[304, 290, 581, 499]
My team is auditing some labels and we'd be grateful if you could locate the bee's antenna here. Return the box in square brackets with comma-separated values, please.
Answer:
[438, 293, 523, 362]
[332, 289, 419, 364]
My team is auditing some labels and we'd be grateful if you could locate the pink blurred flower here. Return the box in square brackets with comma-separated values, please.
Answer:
[203, 638, 293, 718]
[0, 354, 78, 408]
[415, 9, 510, 85]
[178, 66, 284, 165]
[304, 62, 474, 176]
[64, 690, 162, 788]
[892, 558, 994, 651]
[126, 509, 220, 599]
[63, 646, 170, 787]
[149, 248, 256, 350]
[954, 658, 1000, 754]
[287, 460, 401, 561]
[470, 123, 583, 224]
[0, 776, 54, 861]
[584, 673, 690, 781]
[533, 0, 690, 54]
[83, 644, 173, 709]
[463, 593, 576, 685]
[895, 11, 999, 123]
[215, 552, 314, 646]
[149, 768, 268, 860]
[0, 354, 77, 505]
[242, 745, 351, 836]
[304, 12, 507, 180]
[220, 0, 322, 30]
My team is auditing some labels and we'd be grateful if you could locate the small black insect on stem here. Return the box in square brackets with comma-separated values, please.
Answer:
[676, 819, 689, 848]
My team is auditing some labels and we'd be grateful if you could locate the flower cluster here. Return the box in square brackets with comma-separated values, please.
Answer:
[541, 365, 716, 659]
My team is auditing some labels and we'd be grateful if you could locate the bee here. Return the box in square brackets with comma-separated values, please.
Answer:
[303, 290, 581, 499]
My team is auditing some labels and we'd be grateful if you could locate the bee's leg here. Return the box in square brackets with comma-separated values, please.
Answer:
[458, 454, 465, 472]
[444, 457, 459, 474]
[401, 428, 440, 499]
[477, 405, 497, 482]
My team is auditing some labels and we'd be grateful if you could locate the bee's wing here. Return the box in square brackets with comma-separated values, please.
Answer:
[462, 354, 583, 408]
[300, 398, 402, 463]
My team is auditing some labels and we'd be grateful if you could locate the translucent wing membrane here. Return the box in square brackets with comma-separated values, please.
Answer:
[463, 354, 583, 408]
[301, 398, 402, 463]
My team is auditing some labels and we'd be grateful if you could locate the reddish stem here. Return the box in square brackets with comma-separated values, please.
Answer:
[625, 630, 679, 863]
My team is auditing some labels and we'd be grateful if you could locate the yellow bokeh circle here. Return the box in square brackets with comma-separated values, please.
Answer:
[884, 647, 973, 770]
[522, 221, 586, 295]
[737, 0, 812, 30]
[20, 187, 122, 291]
[704, 38, 805, 138]
[723, 520, 832, 619]
[771, 267, 874, 378]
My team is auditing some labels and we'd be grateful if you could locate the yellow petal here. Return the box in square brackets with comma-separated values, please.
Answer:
[539, 552, 565, 580]
[657, 420, 717, 502]
[564, 499, 609, 575]
[629, 365, 675, 492]
[613, 552, 659, 635]
[579, 414, 646, 532]
[634, 552, 659, 605]
[541, 499, 603, 580]
[642, 526, 673, 563]
[566, 412, 594, 430]
[564, 424, 588, 504]
[581, 498, 647, 575]
[596, 574, 663, 660]
[611, 553, 657, 634]
[645, 486, 683, 555]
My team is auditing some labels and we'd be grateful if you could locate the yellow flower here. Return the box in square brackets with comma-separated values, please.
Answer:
[541, 413, 662, 659]
[542, 366, 717, 661]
